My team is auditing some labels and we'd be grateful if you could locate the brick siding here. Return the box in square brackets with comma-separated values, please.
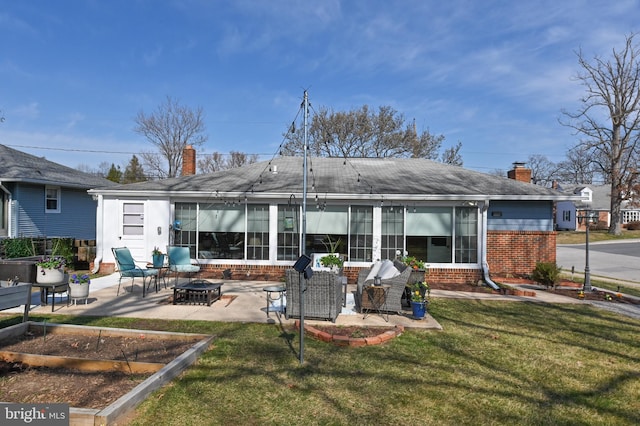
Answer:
[486, 230, 556, 276]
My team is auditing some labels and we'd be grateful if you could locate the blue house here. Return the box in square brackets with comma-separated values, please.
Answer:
[0, 144, 115, 240]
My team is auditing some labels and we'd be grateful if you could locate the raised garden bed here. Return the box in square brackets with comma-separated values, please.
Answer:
[0, 321, 214, 425]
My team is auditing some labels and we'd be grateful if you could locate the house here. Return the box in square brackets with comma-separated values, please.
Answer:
[0, 144, 116, 240]
[88, 148, 581, 286]
[555, 184, 639, 231]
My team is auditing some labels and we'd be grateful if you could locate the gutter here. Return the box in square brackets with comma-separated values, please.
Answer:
[481, 200, 500, 291]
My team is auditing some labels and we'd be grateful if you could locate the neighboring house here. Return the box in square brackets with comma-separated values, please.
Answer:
[88, 149, 581, 285]
[555, 184, 639, 231]
[0, 144, 116, 240]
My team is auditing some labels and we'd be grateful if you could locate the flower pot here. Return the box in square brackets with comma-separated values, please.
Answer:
[152, 254, 165, 268]
[411, 301, 427, 319]
[69, 282, 90, 304]
[36, 267, 65, 284]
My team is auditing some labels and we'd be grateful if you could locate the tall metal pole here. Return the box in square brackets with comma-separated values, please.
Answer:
[583, 214, 592, 291]
[299, 90, 309, 364]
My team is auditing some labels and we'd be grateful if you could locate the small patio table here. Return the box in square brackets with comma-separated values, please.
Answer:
[263, 285, 286, 317]
[33, 281, 69, 312]
[363, 284, 390, 322]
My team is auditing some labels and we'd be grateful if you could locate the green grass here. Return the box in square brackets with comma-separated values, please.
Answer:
[2, 299, 639, 425]
[556, 229, 640, 245]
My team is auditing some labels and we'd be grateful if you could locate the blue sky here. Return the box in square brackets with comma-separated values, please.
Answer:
[1, 1, 639, 174]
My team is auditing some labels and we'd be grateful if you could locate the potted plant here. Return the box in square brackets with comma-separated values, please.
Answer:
[319, 254, 344, 272]
[35, 256, 66, 284]
[152, 247, 165, 268]
[402, 256, 425, 270]
[69, 273, 91, 303]
[408, 281, 430, 319]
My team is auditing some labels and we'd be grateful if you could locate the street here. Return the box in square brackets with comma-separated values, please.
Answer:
[556, 240, 640, 284]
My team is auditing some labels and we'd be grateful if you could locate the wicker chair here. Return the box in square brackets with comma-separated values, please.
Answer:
[285, 270, 343, 322]
[356, 265, 411, 314]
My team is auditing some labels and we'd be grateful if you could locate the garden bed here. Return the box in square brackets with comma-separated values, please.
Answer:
[0, 321, 214, 425]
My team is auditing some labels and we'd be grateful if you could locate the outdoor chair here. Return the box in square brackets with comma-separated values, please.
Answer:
[167, 246, 201, 286]
[285, 269, 342, 322]
[356, 261, 411, 314]
[111, 247, 159, 296]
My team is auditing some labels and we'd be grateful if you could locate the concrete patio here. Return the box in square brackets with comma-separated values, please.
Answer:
[12, 273, 444, 330]
[3, 271, 607, 328]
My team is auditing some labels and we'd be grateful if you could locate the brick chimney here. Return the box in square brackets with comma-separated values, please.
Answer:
[507, 162, 531, 183]
[182, 145, 196, 176]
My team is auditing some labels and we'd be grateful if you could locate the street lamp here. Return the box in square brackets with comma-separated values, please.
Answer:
[576, 204, 598, 292]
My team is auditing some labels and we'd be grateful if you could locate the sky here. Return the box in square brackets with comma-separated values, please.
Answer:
[1, 0, 640, 175]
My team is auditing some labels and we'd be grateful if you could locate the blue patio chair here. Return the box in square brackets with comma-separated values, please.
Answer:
[112, 247, 159, 297]
[167, 246, 201, 285]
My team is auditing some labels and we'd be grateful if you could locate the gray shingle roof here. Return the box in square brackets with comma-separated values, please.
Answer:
[0, 144, 116, 189]
[93, 157, 575, 201]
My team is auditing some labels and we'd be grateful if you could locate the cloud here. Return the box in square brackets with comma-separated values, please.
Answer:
[66, 112, 85, 129]
[143, 45, 164, 66]
[13, 102, 40, 120]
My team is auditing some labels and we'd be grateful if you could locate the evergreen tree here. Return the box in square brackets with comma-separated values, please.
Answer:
[122, 155, 147, 183]
[106, 164, 123, 183]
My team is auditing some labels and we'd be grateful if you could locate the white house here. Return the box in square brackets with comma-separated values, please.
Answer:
[88, 150, 581, 285]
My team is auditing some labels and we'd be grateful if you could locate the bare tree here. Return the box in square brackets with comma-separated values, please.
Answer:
[555, 146, 598, 184]
[561, 33, 640, 234]
[197, 151, 259, 174]
[282, 104, 453, 161]
[134, 96, 207, 178]
[441, 141, 463, 166]
[526, 154, 559, 187]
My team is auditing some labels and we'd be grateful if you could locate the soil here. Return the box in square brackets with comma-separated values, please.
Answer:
[305, 325, 395, 339]
[491, 275, 640, 305]
[0, 330, 201, 409]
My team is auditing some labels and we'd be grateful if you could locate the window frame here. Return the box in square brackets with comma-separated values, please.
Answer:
[45, 186, 61, 213]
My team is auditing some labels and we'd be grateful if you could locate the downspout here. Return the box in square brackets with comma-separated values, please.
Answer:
[91, 193, 104, 274]
[481, 200, 500, 290]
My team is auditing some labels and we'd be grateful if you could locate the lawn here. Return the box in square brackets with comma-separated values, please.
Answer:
[2, 299, 639, 425]
[556, 229, 640, 245]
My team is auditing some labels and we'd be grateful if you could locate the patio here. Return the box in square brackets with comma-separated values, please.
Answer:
[15, 273, 443, 330]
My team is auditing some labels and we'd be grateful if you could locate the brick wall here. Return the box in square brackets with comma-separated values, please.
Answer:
[487, 230, 556, 276]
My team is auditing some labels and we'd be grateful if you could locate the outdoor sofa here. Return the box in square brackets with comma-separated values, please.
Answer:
[356, 260, 412, 314]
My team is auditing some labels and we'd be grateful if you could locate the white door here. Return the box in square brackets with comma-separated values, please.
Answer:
[119, 202, 146, 260]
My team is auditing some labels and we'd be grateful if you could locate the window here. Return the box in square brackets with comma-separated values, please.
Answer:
[454, 207, 477, 263]
[197, 204, 246, 259]
[247, 205, 269, 260]
[562, 210, 571, 221]
[406, 207, 452, 263]
[175, 203, 197, 255]
[45, 186, 61, 213]
[350, 206, 373, 262]
[381, 206, 404, 260]
[305, 206, 348, 257]
[122, 202, 144, 235]
[277, 204, 300, 260]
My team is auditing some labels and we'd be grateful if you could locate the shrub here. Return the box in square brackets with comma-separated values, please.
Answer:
[1, 237, 36, 258]
[626, 221, 640, 230]
[531, 262, 561, 287]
